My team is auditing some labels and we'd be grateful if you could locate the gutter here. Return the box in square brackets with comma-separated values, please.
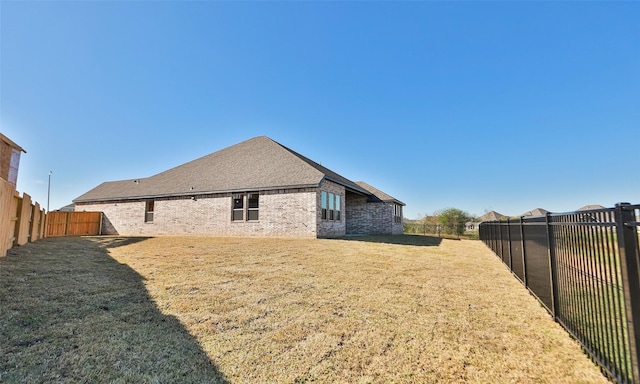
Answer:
[73, 183, 321, 204]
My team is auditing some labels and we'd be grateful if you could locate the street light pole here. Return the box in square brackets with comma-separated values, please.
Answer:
[47, 171, 52, 212]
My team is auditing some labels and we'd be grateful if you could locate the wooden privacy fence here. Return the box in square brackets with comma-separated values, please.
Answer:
[0, 177, 104, 256]
[46, 211, 102, 237]
[0, 178, 47, 257]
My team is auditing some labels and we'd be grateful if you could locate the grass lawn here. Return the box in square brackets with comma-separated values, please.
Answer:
[0, 235, 611, 383]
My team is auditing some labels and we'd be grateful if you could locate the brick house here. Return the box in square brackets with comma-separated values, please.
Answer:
[73, 136, 404, 237]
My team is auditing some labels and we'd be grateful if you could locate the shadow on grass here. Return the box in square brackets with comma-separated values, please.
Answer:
[0, 237, 228, 383]
[335, 234, 443, 246]
[91, 235, 155, 249]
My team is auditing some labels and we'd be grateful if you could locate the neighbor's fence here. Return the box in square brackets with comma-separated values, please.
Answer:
[0, 178, 47, 257]
[404, 222, 469, 238]
[480, 203, 640, 384]
[46, 211, 102, 237]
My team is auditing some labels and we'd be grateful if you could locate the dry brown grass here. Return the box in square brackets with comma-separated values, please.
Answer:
[1, 235, 611, 383]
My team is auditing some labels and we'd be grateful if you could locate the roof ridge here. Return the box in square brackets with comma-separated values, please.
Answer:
[269, 138, 370, 195]
[74, 136, 377, 203]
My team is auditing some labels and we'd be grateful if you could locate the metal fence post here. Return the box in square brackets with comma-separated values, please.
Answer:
[507, 217, 513, 271]
[545, 212, 560, 320]
[615, 203, 640, 382]
[498, 219, 503, 260]
[520, 216, 527, 287]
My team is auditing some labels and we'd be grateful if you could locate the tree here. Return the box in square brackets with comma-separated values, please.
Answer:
[436, 208, 474, 237]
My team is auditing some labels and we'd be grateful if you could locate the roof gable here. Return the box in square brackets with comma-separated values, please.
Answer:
[75, 136, 370, 202]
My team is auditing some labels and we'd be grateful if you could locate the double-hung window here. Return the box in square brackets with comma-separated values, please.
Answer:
[232, 195, 244, 221]
[247, 193, 259, 221]
[232, 193, 259, 221]
[145, 200, 154, 223]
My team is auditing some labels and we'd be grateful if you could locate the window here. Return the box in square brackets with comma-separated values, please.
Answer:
[232, 192, 259, 221]
[232, 194, 244, 221]
[321, 191, 328, 220]
[321, 191, 342, 221]
[393, 204, 402, 224]
[247, 193, 259, 221]
[8, 148, 21, 187]
[329, 192, 335, 220]
[145, 200, 154, 223]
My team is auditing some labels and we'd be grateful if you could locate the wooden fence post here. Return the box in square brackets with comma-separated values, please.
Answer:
[15, 192, 32, 246]
[30, 202, 41, 242]
[0, 178, 15, 256]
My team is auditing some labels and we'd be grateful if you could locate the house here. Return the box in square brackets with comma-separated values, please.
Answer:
[464, 211, 509, 230]
[56, 203, 76, 212]
[577, 205, 605, 211]
[73, 136, 405, 238]
[479, 211, 507, 222]
[0, 133, 27, 187]
[522, 208, 550, 217]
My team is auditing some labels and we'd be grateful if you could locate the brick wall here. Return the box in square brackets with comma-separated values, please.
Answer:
[346, 193, 403, 235]
[76, 188, 318, 237]
[75, 182, 403, 237]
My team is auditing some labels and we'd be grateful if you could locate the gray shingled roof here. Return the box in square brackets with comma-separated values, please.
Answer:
[355, 181, 405, 206]
[522, 208, 550, 217]
[577, 205, 606, 211]
[479, 211, 507, 222]
[74, 136, 372, 203]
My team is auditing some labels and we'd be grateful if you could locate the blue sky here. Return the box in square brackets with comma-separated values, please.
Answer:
[2, 1, 638, 219]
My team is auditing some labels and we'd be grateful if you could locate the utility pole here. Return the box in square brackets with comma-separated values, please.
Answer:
[47, 171, 52, 212]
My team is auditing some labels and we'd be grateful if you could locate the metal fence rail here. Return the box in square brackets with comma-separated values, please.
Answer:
[480, 203, 640, 384]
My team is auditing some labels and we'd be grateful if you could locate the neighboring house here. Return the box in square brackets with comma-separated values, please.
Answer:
[73, 136, 405, 238]
[56, 204, 76, 212]
[522, 208, 550, 217]
[461, 211, 511, 231]
[466, 211, 507, 231]
[479, 211, 507, 222]
[577, 205, 605, 211]
[0, 133, 26, 187]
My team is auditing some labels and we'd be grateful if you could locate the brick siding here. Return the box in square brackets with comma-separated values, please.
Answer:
[76, 181, 403, 238]
[76, 188, 318, 237]
[346, 194, 403, 235]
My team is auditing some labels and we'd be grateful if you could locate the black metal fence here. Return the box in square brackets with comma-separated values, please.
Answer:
[479, 203, 640, 384]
